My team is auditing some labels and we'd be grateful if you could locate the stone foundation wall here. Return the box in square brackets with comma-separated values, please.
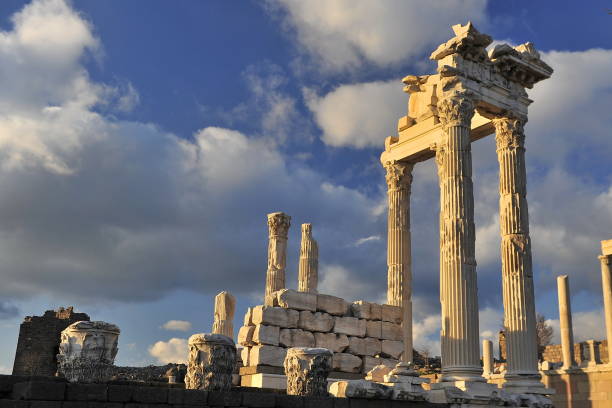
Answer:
[541, 340, 608, 364]
[0, 375, 444, 408]
[12, 307, 90, 377]
[542, 366, 612, 408]
[238, 290, 403, 376]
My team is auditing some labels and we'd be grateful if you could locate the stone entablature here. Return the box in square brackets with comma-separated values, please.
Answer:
[238, 289, 403, 376]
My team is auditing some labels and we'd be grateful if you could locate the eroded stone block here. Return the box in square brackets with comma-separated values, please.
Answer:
[366, 320, 382, 338]
[314, 332, 349, 353]
[298, 311, 334, 332]
[370, 303, 382, 321]
[331, 353, 362, 373]
[381, 321, 402, 341]
[350, 301, 371, 319]
[381, 340, 403, 359]
[381, 305, 402, 324]
[253, 325, 280, 346]
[244, 307, 253, 326]
[276, 289, 317, 311]
[241, 346, 251, 366]
[251, 305, 299, 328]
[238, 326, 255, 346]
[249, 345, 286, 367]
[329, 380, 391, 399]
[362, 356, 398, 373]
[279, 329, 315, 348]
[333, 316, 366, 337]
[317, 294, 349, 316]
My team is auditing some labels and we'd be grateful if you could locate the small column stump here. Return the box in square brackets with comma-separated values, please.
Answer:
[185, 333, 236, 391]
[284, 347, 332, 397]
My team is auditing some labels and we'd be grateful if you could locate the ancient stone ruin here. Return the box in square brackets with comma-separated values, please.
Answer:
[185, 333, 237, 391]
[56, 320, 120, 383]
[12, 306, 90, 377]
[284, 347, 332, 396]
[297, 223, 318, 293]
[212, 291, 236, 339]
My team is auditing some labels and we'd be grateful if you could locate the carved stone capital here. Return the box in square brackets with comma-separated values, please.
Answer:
[600, 255, 612, 266]
[384, 161, 414, 191]
[493, 116, 526, 150]
[436, 93, 475, 130]
[267, 212, 291, 238]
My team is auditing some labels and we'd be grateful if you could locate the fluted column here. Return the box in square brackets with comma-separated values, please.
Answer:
[435, 93, 482, 382]
[557, 275, 576, 369]
[599, 253, 612, 364]
[212, 291, 236, 339]
[482, 339, 493, 376]
[298, 223, 318, 293]
[384, 160, 414, 364]
[493, 116, 542, 390]
[265, 212, 291, 300]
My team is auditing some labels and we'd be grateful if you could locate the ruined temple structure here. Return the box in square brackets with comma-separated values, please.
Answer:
[12, 306, 90, 376]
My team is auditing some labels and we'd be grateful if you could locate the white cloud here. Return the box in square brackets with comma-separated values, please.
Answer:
[148, 338, 188, 364]
[305, 80, 405, 148]
[319, 264, 384, 303]
[353, 235, 381, 247]
[266, 0, 488, 72]
[161, 320, 192, 332]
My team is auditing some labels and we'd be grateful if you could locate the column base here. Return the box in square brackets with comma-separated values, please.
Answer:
[503, 373, 554, 395]
[429, 381, 501, 404]
[440, 365, 485, 383]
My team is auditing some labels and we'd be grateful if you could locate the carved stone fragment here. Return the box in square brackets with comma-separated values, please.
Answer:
[57, 321, 120, 383]
[185, 333, 236, 391]
[265, 212, 291, 300]
[284, 347, 332, 397]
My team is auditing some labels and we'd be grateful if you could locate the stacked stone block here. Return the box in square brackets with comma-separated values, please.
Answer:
[238, 289, 403, 375]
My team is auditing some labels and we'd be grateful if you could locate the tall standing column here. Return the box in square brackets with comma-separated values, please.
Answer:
[557, 275, 576, 369]
[298, 223, 318, 293]
[599, 244, 612, 364]
[435, 92, 482, 382]
[384, 160, 414, 364]
[265, 212, 291, 300]
[482, 339, 493, 376]
[493, 116, 543, 390]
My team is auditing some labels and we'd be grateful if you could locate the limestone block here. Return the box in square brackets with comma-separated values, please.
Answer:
[238, 326, 255, 346]
[317, 294, 349, 316]
[241, 346, 251, 366]
[329, 380, 392, 399]
[279, 328, 315, 348]
[332, 353, 362, 373]
[366, 320, 382, 338]
[350, 301, 371, 319]
[370, 303, 382, 321]
[381, 305, 402, 324]
[276, 289, 317, 311]
[347, 337, 382, 357]
[381, 322, 402, 341]
[381, 340, 404, 359]
[314, 332, 349, 353]
[365, 364, 393, 382]
[249, 345, 286, 367]
[362, 356, 398, 373]
[251, 305, 299, 328]
[333, 316, 366, 337]
[284, 347, 332, 397]
[244, 307, 253, 326]
[252, 324, 280, 346]
[298, 311, 334, 332]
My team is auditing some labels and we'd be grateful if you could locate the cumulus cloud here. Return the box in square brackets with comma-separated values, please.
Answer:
[305, 80, 405, 148]
[149, 338, 188, 364]
[265, 0, 488, 72]
[319, 264, 384, 303]
[161, 320, 192, 332]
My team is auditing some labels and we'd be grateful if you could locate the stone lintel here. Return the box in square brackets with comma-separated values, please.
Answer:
[380, 112, 492, 164]
[602, 239, 612, 256]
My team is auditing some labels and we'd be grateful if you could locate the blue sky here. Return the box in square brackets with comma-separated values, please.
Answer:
[0, 0, 611, 370]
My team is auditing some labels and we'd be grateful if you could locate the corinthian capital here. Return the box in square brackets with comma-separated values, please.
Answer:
[493, 116, 526, 150]
[268, 212, 291, 238]
[436, 92, 475, 129]
[384, 160, 414, 191]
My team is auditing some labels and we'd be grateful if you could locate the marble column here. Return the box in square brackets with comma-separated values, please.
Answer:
[384, 160, 414, 364]
[482, 340, 493, 376]
[298, 223, 318, 293]
[284, 347, 332, 396]
[265, 212, 291, 300]
[435, 93, 482, 382]
[600, 253, 612, 364]
[493, 116, 542, 390]
[557, 275, 576, 369]
[185, 333, 236, 391]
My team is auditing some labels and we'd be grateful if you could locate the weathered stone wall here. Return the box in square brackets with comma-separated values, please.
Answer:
[542, 366, 612, 408]
[541, 340, 608, 364]
[0, 375, 444, 408]
[12, 307, 90, 377]
[238, 290, 403, 377]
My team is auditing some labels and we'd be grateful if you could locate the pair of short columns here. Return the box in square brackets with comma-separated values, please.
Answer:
[384, 92, 541, 388]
